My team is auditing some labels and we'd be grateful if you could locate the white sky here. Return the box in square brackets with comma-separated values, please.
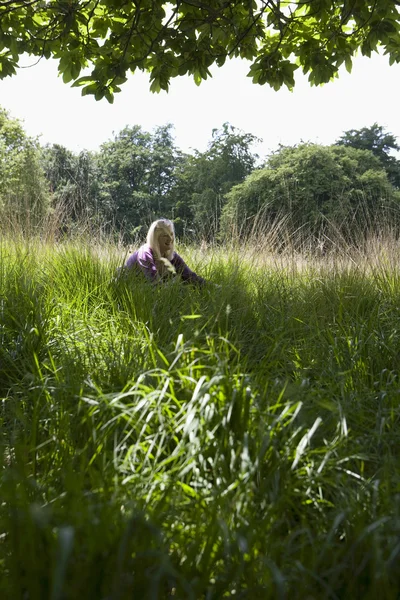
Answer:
[1, 52, 399, 159]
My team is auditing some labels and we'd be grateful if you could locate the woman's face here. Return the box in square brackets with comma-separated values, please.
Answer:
[158, 228, 174, 256]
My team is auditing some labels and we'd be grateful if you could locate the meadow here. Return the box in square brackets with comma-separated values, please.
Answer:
[0, 231, 400, 599]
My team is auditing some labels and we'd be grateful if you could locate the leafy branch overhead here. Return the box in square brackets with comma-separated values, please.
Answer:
[1, 0, 399, 101]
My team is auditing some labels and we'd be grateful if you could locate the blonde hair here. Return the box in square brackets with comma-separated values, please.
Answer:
[147, 218, 175, 260]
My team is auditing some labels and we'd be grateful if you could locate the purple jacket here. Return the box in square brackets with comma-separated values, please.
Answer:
[125, 244, 205, 285]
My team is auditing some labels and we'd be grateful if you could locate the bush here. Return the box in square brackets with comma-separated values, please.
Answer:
[221, 143, 400, 245]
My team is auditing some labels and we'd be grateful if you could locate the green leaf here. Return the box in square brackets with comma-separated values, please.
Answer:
[104, 89, 114, 103]
[112, 76, 127, 85]
[70, 62, 81, 80]
[150, 78, 161, 93]
[71, 76, 97, 88]
[94, 88, 105, 100]
[81, 83, 98, 96]
[62, 69, 73, 84]
[193, 70, 202, 86]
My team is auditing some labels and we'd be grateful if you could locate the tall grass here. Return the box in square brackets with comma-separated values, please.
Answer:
[1, 231, 400, 599]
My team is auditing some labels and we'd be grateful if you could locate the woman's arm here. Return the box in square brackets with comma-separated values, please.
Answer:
[171, 253, 206, 285]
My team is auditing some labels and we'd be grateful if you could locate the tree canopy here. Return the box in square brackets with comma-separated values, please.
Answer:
[336, 123, 400, 187]
[95, 123, 184, 235]
[221, 142, 400, 240]
[169, 123, 259, 237]
[1, 0, 399, 101]
[0, 108, 49, 230]
[2, 106, 400, 244]
[336, 122, 400, 160]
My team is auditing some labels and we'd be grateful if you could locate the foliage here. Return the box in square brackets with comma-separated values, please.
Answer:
[41, 144, 101, 225]
[88, 122, 258, 240]
[221, 142, 400, 241]
[1, 1, 400, 101]
[336, 122, 400, 188]
[170, 123, 259, 238]
[1, 235, 400, 598]
[96, 123, 184, 237]
[4, 106, 400, 249]
[0, 108, 50, 231]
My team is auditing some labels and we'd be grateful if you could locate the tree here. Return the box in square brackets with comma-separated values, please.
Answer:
[336, 123, 400, 188]
[220, 143, 400, 241]
[169, 123, 259, 238]
[97, 123, 183, 236]
[42, 144, 101, 225]
[0, 1, 399, 102]
[0, 108, 50, 231]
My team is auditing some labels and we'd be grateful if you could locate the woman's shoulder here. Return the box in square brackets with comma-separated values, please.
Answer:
[125, 249, 138, 268]
[137, 243, 154, 258]
[126, 244, 154, 267]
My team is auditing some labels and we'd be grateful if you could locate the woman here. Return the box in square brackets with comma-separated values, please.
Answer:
[125, 218, 206, 285]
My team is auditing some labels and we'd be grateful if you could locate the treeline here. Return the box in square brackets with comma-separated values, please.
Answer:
[1, 106, 400, 245]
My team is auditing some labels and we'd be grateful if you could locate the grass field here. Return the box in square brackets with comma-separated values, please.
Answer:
[1, 234, 400, 599]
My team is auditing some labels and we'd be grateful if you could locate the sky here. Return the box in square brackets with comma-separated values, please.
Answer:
[1, 51, 400, 160]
